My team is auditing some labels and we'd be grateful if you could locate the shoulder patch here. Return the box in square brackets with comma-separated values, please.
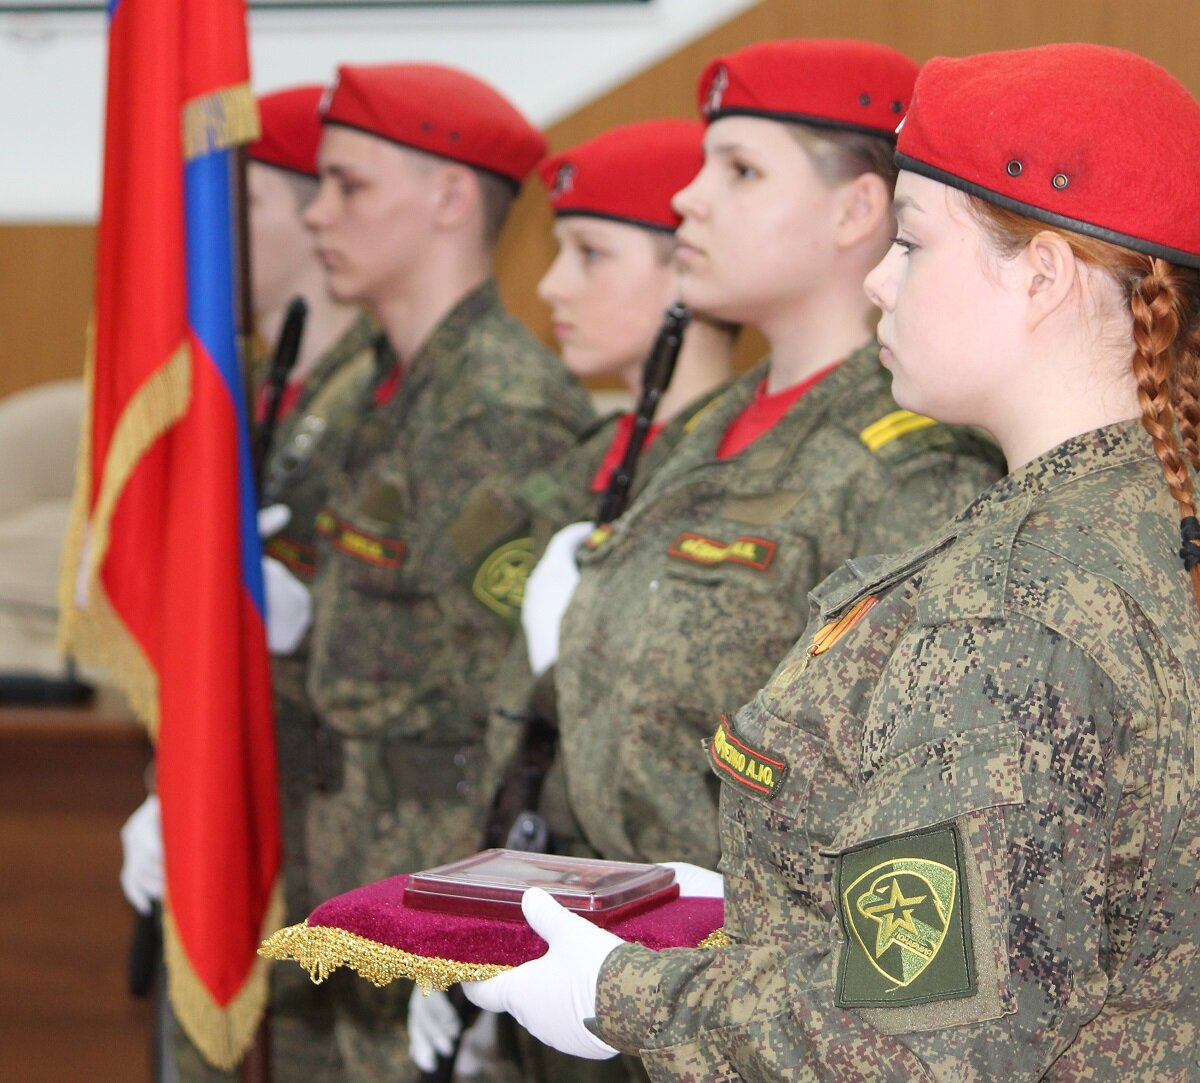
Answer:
[472, 536, 533, 621]
[836, 823, 975, 1009]
[859, 410, 937, 453]
[709, 715, 787, 797]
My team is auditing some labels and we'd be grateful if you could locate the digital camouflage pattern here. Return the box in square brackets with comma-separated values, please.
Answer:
[174, 315, 381, 1083]
[483, 386, 731, 855]
[556, 345, 1004, 869]
[304, 280, 594, 1081]
[483, 396, 728, 1083]
[593, 420, 1200, 1081]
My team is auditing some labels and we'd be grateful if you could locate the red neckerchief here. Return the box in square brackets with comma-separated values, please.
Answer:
[590, 412, 665, 493]
[716, 361, 841, 460]
[254, 380, 303, 424]
[372, 362, 403, 407]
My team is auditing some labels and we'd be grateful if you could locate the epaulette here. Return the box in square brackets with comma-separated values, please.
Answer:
[857, 409, 1002, 470]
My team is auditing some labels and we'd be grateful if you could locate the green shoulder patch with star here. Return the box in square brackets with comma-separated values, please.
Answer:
[472, 536, 533, 623]
[835, 823, 975, 1009]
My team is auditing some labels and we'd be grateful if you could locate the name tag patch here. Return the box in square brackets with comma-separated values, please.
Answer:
[709, 715, 787, 797]
[316, 510, 405, 569]
[808, 595, 878, 656]
[836, 824, 975, 1009]
[265, 534, 317, 579]
[667, 532, 777, 571]
[472, 536, 534, 621]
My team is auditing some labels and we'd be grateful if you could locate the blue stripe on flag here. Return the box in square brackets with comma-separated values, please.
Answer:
[184, 147, 266, 615]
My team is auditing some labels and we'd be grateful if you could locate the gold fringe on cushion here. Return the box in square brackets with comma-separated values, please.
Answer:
[165, 881, 285, 1072]
[58, 336, 192, 737]
[259, 922, 513, 994]
[697, 927, 731, 949]
[183, 81, 259, 161]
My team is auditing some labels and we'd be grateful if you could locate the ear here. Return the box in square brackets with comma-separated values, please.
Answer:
[834, 172, 890, 249]
[431, 163, 479, 230]
[1019, 231, 1079, 329]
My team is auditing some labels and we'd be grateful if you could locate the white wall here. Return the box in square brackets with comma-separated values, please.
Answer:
[1, 0, 757, 222]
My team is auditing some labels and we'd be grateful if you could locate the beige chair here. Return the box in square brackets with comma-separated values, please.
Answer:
[0, 379, 85, 675]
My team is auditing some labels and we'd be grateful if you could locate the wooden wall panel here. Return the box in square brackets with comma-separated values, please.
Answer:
[6, 0, 1200, 398]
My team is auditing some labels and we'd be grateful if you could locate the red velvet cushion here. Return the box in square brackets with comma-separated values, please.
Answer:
[261, 873, 724, 990]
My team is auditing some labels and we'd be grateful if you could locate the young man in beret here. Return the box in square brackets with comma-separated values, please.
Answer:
[118, 82, 391, 1083]
[288, 62, 595, 1081]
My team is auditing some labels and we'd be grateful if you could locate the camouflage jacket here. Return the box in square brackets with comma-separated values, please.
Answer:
[305, 281, 594, 828]
[483, 389, 731, 853]
[260, 313, 383, 709]
[594, 420, 1200, 1082]
[555, 345, 1005, 868]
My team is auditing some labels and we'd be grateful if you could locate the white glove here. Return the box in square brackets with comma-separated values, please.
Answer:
[461, 888, 621, 1060]
[407, 987, 462, 1073]
[661, 861, 725, 899]
[119, 794, 163, 915]
[257, 503, 291, 539]
[455, 1009, 499, 1078]
[522, 521, 593, 677]
[262, 556, 313, 655]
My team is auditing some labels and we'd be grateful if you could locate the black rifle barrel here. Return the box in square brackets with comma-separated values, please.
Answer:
[594, 302, 691, 526]
[253, 295, 308, 498]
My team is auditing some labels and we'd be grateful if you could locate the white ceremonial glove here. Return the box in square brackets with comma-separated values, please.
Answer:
[461, 887, 621, 1060]
[661, 861, 725, 899]
[119, 794, 163, 915]
[257, 503, 291, 539]
[262, 557, 313, 655]
[407, 987, 463, 1073]
[455, 1009, 500, 1078]
[522, 520, 594, 677]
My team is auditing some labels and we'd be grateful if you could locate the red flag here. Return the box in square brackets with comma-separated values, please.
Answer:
[59, 0, 279, 1068]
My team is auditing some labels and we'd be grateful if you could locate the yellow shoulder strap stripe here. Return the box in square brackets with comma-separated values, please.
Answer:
[859, 409, 937, 452]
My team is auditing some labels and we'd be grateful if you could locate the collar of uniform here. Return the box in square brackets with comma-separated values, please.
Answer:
[290, 311, 380, 414]
[914, 419, 1157, 625]
[383, 278, 502, 408]
[957, 418, 1155, 526]
[516, 411, 624, 522]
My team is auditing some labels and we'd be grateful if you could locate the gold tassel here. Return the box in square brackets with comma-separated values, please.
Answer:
[183, 82, 260, 161]
[697, 927, 731, 949]
[165, 880, 285, 1072]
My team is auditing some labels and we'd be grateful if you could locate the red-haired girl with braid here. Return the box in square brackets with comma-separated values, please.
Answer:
[463, 43, 1200, 1081]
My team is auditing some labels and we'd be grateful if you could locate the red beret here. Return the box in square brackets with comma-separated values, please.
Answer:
[697, 39, 918, 139]
[896, 44, 1200, 269]
[537, 119, 704, 232]
[319, 63, 546, 186]
[248, 85, 324, 179]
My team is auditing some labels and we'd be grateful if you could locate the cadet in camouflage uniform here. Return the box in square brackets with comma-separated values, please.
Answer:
[462, 120, 735, 1083]
[482, 119, 736, 854]
[555, 40, 1004, 872]
[122, 85, 381, 1083]
[466, 43, 1200, 1082]
[297, 64, 595, 1081]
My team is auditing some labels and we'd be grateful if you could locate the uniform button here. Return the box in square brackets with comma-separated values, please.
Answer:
[376, 812, 395, 832]
[456, 781, 470, 796]
[1052, 172, 1069, 190]
[649, 579, 659, 592]
[453, 752, 466, 768]
[1006, 159, 1023, 177]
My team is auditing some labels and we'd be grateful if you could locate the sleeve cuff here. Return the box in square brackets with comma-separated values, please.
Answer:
[590, 941, 666, 1052]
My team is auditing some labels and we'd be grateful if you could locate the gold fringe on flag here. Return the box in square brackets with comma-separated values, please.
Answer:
[57, 336, 192, 737]
[183, 81, 260, 162]
[165, 880, 285, 1072]
[259, 922, 512, 994]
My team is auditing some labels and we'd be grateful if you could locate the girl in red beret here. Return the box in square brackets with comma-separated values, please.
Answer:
[463, 42, 1200, 1082]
